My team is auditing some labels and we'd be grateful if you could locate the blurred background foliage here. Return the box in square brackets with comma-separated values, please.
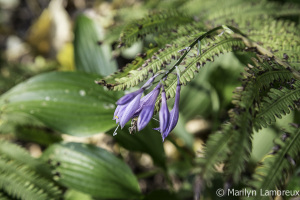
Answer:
[0, 0, 299, 200]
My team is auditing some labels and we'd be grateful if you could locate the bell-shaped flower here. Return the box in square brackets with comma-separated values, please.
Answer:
[161, 75, 181, 141]
[116, 74, 159, 105]
[116, 88, 144, 105]
[137, 83, 161, 131]
[159, 85, 170, 134]
[113, 74, 159, 129]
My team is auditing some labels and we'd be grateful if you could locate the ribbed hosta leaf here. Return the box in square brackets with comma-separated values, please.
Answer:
[42, 142, 141, 199]
[108, 123, 166, 169]
[0, 71, 121, 136]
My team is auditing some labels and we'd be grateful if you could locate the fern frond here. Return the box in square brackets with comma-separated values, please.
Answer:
[207, 0, 300, 27]
[0, 157, 62, 200]
[0, 140, 62, 200]
[234, 58, 295, 107]
[245, 125, 300, 200]
[254, 80, 300, 131]
[98, 32, 211, 91]
[0, 140, 50, 177]
[96, 47, 157, 90]
[119, 10, 194, 47]
[247, 20, 300, 69]
[155, 21, 205, 46]
[223, 115, 253, 184]
[155, 31, 246, 111]
[194, 124, 233, 182]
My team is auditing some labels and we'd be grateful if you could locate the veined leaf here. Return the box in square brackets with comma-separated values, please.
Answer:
[42, 142, 142, 199]
[0, 71, 121, 136]
[74, 13, 117, 76]
[108, 122, 166, 169]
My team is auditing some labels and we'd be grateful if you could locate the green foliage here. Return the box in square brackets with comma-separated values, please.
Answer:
[0, 71, 121, 136]
[74, 14, 117, 76]
[119, 10, 194, 48]
[1, 0, 300, 199]
[42, 142, 142, 199]
[246, 125, 300, 200]
[108, 122, 166, 169]
[254, 81, 300, 130]
[0, 140, 62, 200]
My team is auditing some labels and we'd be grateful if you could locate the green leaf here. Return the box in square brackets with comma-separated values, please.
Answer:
[108, 122, 166, 169]
[0, 71, 121, 136]
[74, 13, 117, 76]
[42, 142, 142, 199]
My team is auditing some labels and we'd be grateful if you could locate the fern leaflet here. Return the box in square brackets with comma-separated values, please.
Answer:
[245, 125, 300, 200]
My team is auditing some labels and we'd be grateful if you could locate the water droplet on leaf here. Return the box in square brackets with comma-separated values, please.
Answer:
[79, 90, 86, 96]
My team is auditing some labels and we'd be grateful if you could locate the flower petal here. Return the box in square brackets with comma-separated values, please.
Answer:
[137, 105, 155, 131]
[114, 104, 126, 123]
[159, 85, 170, 134]
[119, 92, 143, 128]
[116, 88, 144, 105]
[141, 73, 160, 89]
[134, 83, 161, 116]
[162, 76, 181, 141]
[137, 84, 161, 131]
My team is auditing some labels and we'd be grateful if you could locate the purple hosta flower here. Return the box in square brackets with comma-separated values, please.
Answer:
[160, 74, 181, 141]
[137, 83, 161, 131]
[159, 85, 170, 134]
[116, 74, 159, 105]
[113, 74, 160, 135]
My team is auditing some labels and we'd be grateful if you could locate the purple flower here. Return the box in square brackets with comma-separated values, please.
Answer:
[159, 85, 170, 134]
[116, 74, 159, 106]
[160, 75, 181, 141]
[113, 74, 160, 135]
[137, 83, 161, 131]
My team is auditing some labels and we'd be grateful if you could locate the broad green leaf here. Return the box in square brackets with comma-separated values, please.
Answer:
[42, 142, 142, 199]
[0, 71, 121, 136]
[74, 13, 117, 76]
[108, 122, 166, 169]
